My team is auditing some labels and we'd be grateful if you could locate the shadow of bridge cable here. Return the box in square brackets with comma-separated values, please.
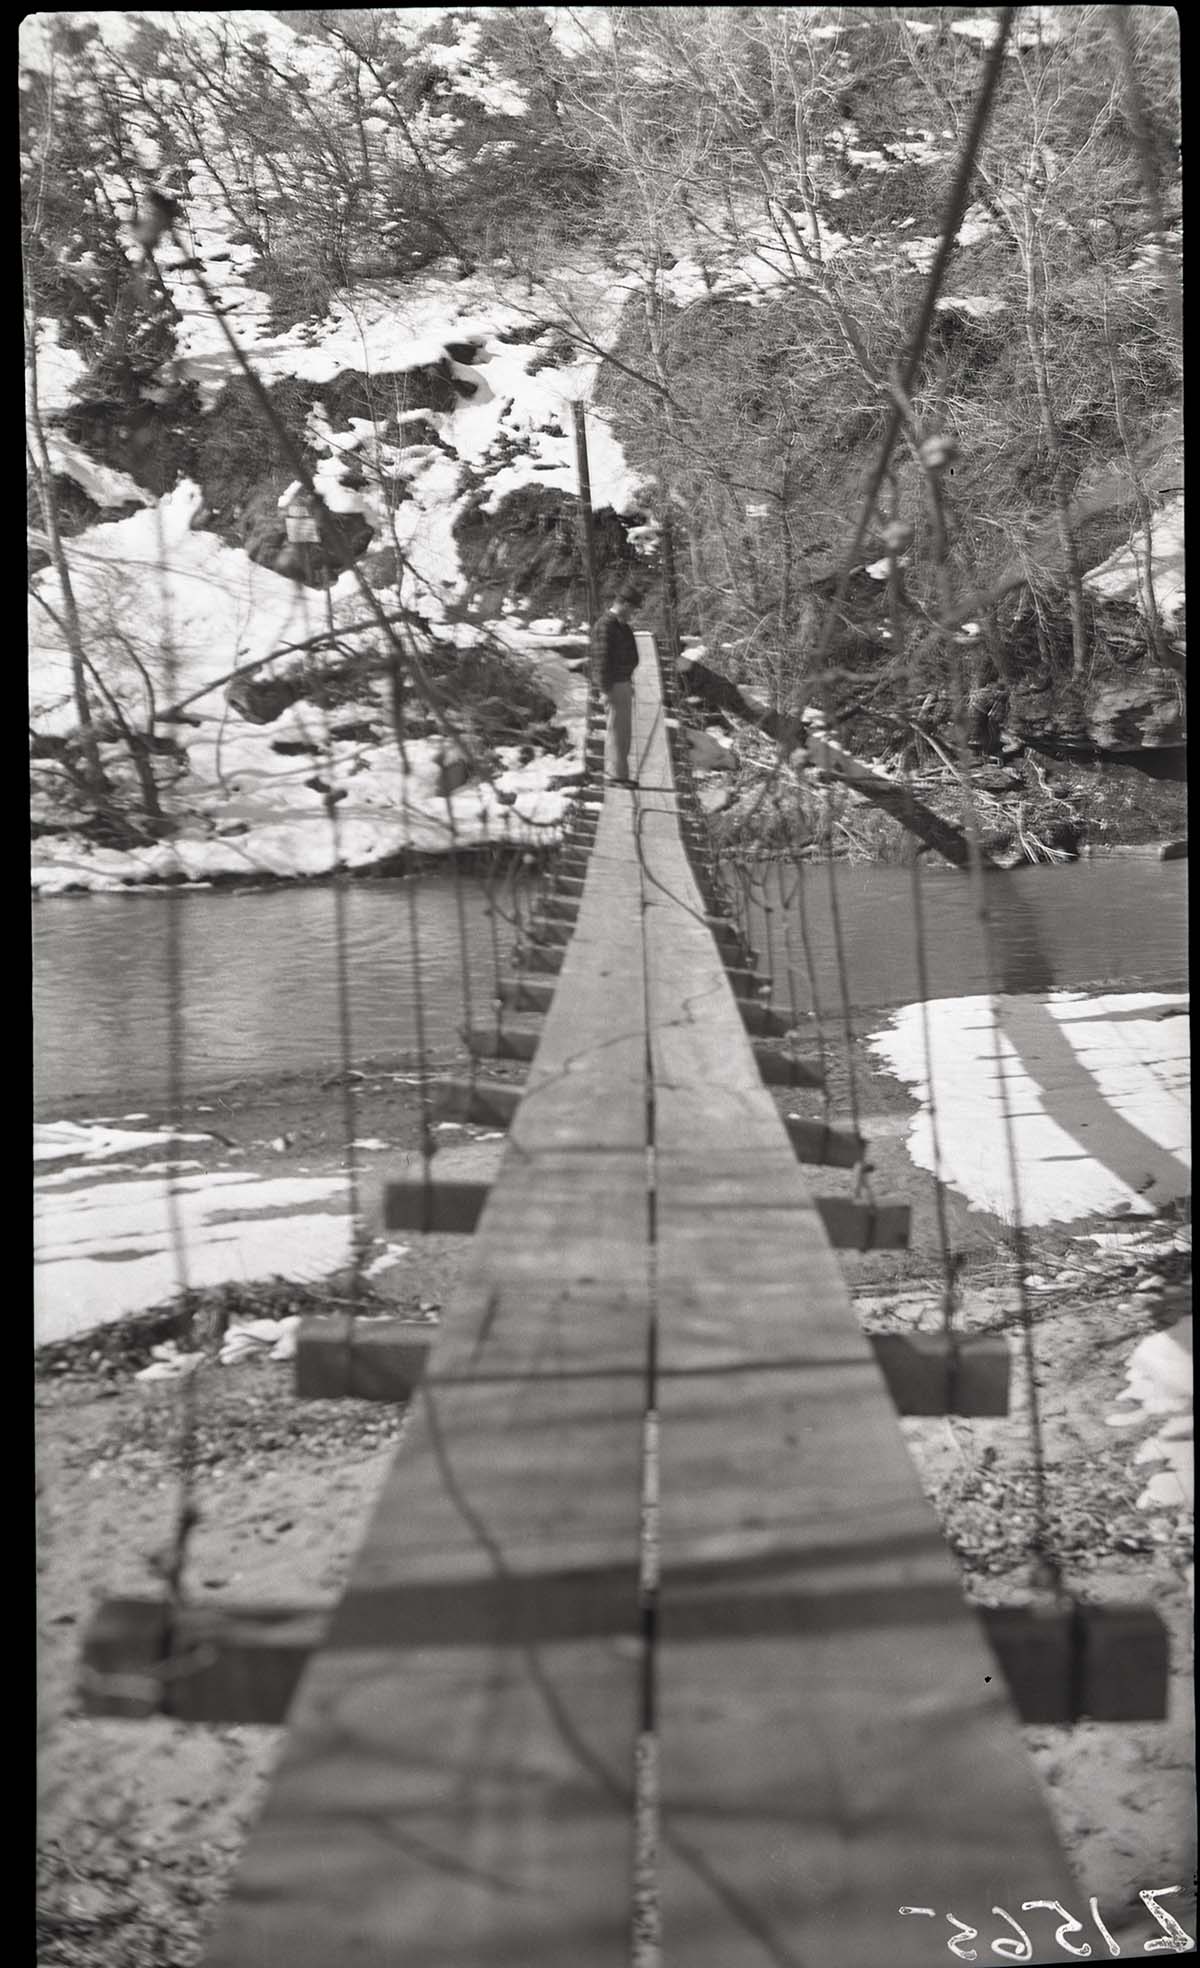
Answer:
[938, 870, 1189, 1211]
[325, 1538, 977, 1653]
[991, 991, 1189, 1209]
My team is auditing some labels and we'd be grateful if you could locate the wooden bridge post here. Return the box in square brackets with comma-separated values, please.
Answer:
[572, 401, 600, 630]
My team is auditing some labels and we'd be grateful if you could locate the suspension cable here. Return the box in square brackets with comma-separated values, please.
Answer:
[152, 492, 201, 1697]
[883, 473, 960, 1331]
[789, 841, 831, 1122]
[924, 435, 1060, 1594]
[441, 772, 478, 1096]
[323, 765, 365, 1306]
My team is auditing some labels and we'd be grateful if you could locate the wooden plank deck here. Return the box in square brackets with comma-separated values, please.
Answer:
[635, 640, 1083, 1967]
[204, 763, 654, 1966]
[205, 633, 1082, 1967]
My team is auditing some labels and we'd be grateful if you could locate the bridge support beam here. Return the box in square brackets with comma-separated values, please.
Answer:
[381, 1179, 908, 1251]
[79, 1593, 1167, 1729]
[814, 1195, 911, 1250]
[383, 1178, 487, 1233]
[432, 1078, 523, 1127]
[523, 944, 564, 974]
[751, 1043, 824, 1088]
[295, 1313, 432, 1401]
[783, 1115, 865, 1167]
[290, 1317, 1004, 1420]
[497, 978, 554, 1012]
[464, 1022, 542, 1059]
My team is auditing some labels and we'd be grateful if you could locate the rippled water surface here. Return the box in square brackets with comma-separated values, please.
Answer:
[33, 860, 1187, 1109]
[736, 856, 1188, 1011]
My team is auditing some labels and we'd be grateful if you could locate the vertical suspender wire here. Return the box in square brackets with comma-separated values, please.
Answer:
[528, 789, 556, 970]
[729, 853, 751, 956]
[314, 574, 366, 1308]
[821, 779, 868, 1179]
[324, 777, 365, 1305]
[500, 807, 522, 955]
[505, 806, 528, 966]
[790, 845, 831, 1125]
[747, 856, 777, 1009]
[723, 850, 743, 949]
[404, 811, 436, 1230]
[441, 778, 478, 1098]
[924, 450, 1059, 1594]
[907, 792, 957, 1330]
[777, 863, 803, 1036]
[481, 811, 507, 1044]
[151, 491, 200, 1707]
[573, 399, 599, 762]
[884, 476, 959, 1332]
[375, 564, 435, 1229]
[739, 853, 760, 983]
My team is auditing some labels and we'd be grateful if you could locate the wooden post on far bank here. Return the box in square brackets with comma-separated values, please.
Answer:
[661, 504, 683, 667]
[572, 401, 600, 629]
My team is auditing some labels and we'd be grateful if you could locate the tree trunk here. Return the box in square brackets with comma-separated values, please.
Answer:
[1023, 260, 1088, 677]
[82, 652, 164, 825]
[25, 319, 111, 805]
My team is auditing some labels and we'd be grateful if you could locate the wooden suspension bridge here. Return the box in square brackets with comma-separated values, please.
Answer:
[82, 638, 1169, 1968]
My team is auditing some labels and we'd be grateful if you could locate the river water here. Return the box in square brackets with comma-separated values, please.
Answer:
[33, 859, 1188, 1112]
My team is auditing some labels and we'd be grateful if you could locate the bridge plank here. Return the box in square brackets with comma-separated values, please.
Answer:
[205, 779, 652, 1967]
[633, 645, 1081, 1967]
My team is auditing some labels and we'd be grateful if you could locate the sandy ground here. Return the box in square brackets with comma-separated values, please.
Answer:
[36, 1047, 1195, 1965]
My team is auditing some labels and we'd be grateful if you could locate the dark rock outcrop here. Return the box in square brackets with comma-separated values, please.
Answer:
[1085, 671, 1185, 751]
[226, 670, 312, 725]
[454, 483, 645, 620]
[1005, 666, 1185, 756]
[191, 365, 463, 558]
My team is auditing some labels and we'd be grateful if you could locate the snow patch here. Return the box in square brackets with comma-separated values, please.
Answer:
[35, 1121, 212, 1163]
[29, 319, 88, 414]
[935, 294, 1007, 320]
[1084, 494, 1185, 631]
[1107, 1320, 1193, 1515]
[868, 990, 1190, 1225]
[43, 432, 152, 509]
[35, 1164, 352, 1343]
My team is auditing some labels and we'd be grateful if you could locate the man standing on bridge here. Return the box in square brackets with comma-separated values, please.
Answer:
[593, 579, 642, 787]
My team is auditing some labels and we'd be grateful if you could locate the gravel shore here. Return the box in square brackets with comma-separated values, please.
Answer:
[37, 1056, 1194, 1965]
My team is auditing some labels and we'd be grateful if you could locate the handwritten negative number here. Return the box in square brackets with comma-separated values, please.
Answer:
[1022, 1901, 1092, 1957]
[898, 1891, 1195, 1956]
[990, 1906, 1034, 1960]
[946, 1912, 979, 1960]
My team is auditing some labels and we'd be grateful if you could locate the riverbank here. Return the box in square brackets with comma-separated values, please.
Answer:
[33, 1050, 511, 1344]
[29, 827, 1191, 910]
[32, 699, 1187, 899]
[708, 745, 1187, 866]
[36, 1018, 1193, 1964]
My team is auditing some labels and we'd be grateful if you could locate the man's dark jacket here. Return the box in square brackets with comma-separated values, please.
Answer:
[593, 610, 639, 693]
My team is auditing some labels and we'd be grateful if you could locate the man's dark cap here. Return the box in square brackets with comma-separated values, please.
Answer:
[614, 578, 643, 604]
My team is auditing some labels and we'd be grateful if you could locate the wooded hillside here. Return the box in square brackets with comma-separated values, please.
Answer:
[24, 8, 1183, 879]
